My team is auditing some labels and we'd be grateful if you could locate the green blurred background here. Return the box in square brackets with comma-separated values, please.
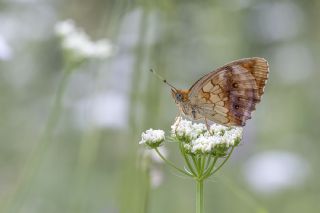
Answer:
[0, 0, 320, 212]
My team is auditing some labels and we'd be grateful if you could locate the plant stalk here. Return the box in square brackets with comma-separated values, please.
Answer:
[154, 148, 192, 177]
[2, 65, 73, 212]
[196, 179, 204, 213]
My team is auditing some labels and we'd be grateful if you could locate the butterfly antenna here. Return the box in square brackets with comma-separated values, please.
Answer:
[149, 69, 177, 91]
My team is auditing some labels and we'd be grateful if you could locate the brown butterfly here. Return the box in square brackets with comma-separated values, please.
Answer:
[151, 57, 269, 127]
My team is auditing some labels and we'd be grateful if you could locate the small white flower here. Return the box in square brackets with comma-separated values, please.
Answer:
[171, 117, 206, 140]
[139, 129, 165, 148]
[171, 117, 192, 138]
[183, 144, 191, 152]
[223, 127, 243, 146]
[190, 135, 222, 154]
[209, 123, 228, 136]
[192, 123, 207, 136]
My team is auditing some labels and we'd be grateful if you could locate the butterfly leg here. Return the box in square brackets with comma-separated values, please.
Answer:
[174, 112, 182, 134]
[205, 117, 213, 135]
[174, 113, 180, 123]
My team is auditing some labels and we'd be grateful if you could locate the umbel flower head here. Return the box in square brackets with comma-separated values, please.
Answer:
[139, 118, 243, 180]
[172, 117, 242, 156]
[139, 129, 165, 149]
[139, 117, 242, 156]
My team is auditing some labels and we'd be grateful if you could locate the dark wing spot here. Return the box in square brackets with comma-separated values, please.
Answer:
[192, 109, 196, 119]
[232, 82, 238, 88]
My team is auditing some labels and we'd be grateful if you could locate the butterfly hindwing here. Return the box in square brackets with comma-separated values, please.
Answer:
[188, 57, 269, 126]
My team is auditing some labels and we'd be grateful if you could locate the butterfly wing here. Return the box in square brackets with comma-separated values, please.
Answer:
[189, 57, 269, 126]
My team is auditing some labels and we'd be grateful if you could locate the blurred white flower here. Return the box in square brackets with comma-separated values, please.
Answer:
[243, 151, 310, 195]
[90, 39, 113, 58]
[139, 129, 165, 148]
[142, 146, 168, 164]
[0, 36, 12, 60]
[150, 168, 164, 188]
[140, 146, 168, 188]
[54, 19, 76, 37]
[149, 146, 167, 163]
[172, 117, 242, 155]
[73, 91, 128, 129]
[254, 2, 304, 43]
[54, 19, 113, 60]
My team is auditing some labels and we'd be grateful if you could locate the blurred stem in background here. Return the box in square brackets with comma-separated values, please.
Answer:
[215, 174, 269, 213]
[0, 14, 115, 207]
[2, 15, 114, 212]
[137, 151, 152, 213]
[119, 7, 151, 213]
[1, 64, 74, 213]
[68, 129, 102, 213]
[65, 2, 124, 212]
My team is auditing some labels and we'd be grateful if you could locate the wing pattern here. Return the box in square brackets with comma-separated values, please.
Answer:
[188, 58, 269, 126]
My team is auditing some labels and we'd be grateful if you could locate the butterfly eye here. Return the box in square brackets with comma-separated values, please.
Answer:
[176, 93, 183, 101]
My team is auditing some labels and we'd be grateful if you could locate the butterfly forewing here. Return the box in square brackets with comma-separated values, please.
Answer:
[188, 57, 269, 126]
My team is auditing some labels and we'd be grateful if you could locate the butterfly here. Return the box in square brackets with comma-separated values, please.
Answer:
[151, 57, 269, 127]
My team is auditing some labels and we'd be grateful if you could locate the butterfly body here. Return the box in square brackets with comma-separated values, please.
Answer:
[171, 57, 269, 127]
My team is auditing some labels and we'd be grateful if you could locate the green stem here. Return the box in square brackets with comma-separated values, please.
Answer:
[154, 148, 193, 177]
[2, 66, 73, 212]
[198, 157, 202, 174]
[204, 155, 212, 170]
[202, 157, 218, 179]
[143, 162, 151, 213]
[43, 67, 72, 139]
[196, 180, 204, 213]
[191, 155, 200, 175]
[210, 146, 235, 176]
[179, 143, 197, 176]
[68, 130, 101, 213]
[201, 155, 206, 174]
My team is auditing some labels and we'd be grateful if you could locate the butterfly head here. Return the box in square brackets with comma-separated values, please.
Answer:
[171, 89, 189, 103]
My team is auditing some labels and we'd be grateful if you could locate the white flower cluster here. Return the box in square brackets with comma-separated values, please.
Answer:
[171, 117, 207, 141]
[172, 117, 242, 155]
[54, 19, 113, 60]
[139, 129, 165, 148]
